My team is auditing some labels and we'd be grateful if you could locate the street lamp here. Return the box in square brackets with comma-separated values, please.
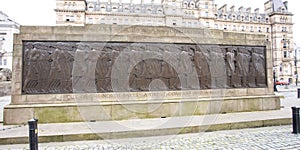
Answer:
[0, 37, 5, 57]
[295, 43, 299, 86]
[273, 66, 278, 92]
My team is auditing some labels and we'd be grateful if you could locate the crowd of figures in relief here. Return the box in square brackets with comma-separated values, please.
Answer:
[22, 42, 267, 94]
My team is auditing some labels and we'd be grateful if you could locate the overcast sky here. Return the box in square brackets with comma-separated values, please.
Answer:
[0, 0, 299, 45]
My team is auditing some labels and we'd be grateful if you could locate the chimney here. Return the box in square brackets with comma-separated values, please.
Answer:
[238, 6, 244, 12]
[283, 1, 288, 11]
[219, 4, 227, 12]
[230, 5, 235, 12]
[246, 7, 251, 13]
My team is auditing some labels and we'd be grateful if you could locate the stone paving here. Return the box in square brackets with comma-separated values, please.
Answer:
[1, 125, 300, 149]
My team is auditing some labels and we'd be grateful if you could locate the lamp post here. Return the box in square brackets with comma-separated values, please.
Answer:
[295, 48, 298, 86]
[273, 67, 277, 92]
[0, 37, 5, 57]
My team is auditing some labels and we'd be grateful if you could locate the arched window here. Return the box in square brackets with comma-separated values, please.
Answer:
[205, 2, 209, 9]
[100, 4, 106, 12]
[183, 1, 188, 8]
[135, 7, 141, 13]
[124, 6, 129, 12]
[112, 5, 118, 12]
[147, 7, 152, 14]
[88, 3, 94, 11]
[157, 8, 163, 14]
[189, 1, 195, 9]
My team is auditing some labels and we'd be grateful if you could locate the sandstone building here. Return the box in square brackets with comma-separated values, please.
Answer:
[55, 0, 295, 84]
[0, 11, 20, 70]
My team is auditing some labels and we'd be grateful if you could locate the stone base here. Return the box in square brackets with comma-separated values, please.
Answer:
[4, 95, 280, 125]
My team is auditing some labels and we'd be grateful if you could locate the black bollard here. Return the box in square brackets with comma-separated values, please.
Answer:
[274, 84, 278, 92]
[28, 119, 38, 150]
[298, 88, 300, 98]
[292, 107, 300, 134]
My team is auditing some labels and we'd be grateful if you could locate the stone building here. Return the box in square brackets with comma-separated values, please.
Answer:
[55, 0, 295, 84]
[0, 11, 20, 71]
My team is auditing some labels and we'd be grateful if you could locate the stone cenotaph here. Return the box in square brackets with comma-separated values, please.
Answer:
[4, 25, 280, 124]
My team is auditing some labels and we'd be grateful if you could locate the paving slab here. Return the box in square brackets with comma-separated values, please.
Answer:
[1, 125, 299, 149]
[0, 107, 292, 145]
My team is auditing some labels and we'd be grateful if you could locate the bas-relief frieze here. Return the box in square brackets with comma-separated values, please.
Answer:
[22, 42, 267, 94]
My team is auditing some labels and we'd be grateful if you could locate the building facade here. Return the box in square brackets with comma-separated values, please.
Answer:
[55, 0, 295, 84]
[0, 11, 20, 70]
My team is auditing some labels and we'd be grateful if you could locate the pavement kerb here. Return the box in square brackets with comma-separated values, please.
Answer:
[0, 116, 292, 145]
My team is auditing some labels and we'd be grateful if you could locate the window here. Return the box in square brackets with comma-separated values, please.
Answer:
[183, 1, 188, 8]
[224, 25, 227, 30]
[241, 26, 245, 31]
[233, 25, 236, 31]
[283, 42, 287, 48]
[283, 51, 289, 58]
[282, 27, 287, 32]
[135, 7, 141, 13]
[205, 3, 208, 9]
[112, 6, 118, 11]
[65, 15, 74, 22]
[3, 59, 6, 65]
[215, 24, 218, 29]
[0, 58, 2, 65]
[266, 28, 269, 33]
[88, 18, 93, 24]
[250, 26, 254, 32]
[258, 27, 261, 32]
[205, 12, 208, 17]
[88, 5, 94, 11]
[206, 22, 209, 28]
[190, 2, 195, 8]
[157, 9, 163, 14]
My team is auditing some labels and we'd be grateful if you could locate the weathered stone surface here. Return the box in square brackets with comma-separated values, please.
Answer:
[4, 25, 278, 125]
[22, 42, 267, 94]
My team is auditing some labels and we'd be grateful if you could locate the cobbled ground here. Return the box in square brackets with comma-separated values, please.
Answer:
[1, 125, 300, 150]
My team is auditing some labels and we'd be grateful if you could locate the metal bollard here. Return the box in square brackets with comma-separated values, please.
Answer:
[298, 88, 300, 98]
[292, 107, 300, 134]
[28, 119, 38, 150]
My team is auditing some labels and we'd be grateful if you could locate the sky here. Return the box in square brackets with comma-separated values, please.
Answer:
[0, 0, 299, 45]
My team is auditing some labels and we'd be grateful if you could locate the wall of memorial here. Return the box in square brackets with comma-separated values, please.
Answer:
[3, 24, 279, 124]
